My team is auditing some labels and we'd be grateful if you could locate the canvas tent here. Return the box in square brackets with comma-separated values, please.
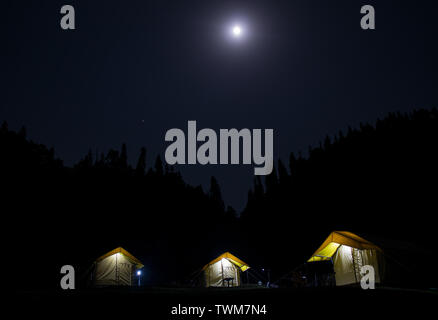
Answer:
[308, 231, 383, 286]
[202, 252, 250, 287]
[92, 247, 143, 286]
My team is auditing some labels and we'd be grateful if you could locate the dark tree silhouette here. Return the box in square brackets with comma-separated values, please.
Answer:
[154, 155, 163, 176]
[120, 143, 128, 169]
[209, 176, 225, 212]
[135, 147, 147, 176]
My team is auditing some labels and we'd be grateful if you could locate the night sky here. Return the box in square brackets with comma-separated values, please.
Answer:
[2, 0, 437, 210]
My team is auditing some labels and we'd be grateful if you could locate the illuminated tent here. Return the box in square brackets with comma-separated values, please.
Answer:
[92, 247, 144, 286]
[202, 252, 250, 287]
[308, 231, 383, 286]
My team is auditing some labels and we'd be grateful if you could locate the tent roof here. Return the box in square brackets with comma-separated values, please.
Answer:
[95, 247, 144, 268]
[308, 231, 382, 262]
[202, 252, 250, 272]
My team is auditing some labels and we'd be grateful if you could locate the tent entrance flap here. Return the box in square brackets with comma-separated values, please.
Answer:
[202, 252, 249, 287]
[93, 247, 143, 286]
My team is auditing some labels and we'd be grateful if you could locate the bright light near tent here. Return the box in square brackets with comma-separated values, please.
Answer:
[137, 270, 141, 276]
[337, 245, 353, 256]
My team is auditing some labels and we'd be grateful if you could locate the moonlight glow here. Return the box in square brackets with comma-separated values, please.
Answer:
[232, 25, 242, 37]
[224, 19, 248, 43]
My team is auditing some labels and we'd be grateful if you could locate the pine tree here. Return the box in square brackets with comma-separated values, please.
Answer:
[277, 159, 289, 186]
[120, 143, 128, 169]
[18, 126, 27, 138]
[225, 205, 237, 221]
[265, 165, 278, 194]
[324, 135, 331, 150]
[154, 155, 163, 176]
[209, 176, 225, 212]
[1, 121, 8, 132]
[254, 176, 264, 199]
[105, 149, 120, 168]
[289, 152, 297, 179]
[135, 147, 147, 176]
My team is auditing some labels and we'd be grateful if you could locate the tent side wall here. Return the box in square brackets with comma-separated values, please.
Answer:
[94, 253, 134, 286]
[333, 245, 381, 286]
[204, 259, 240, 287]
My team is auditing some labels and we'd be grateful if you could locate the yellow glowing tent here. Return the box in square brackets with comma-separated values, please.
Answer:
[308, 231, 383, 286]
[202, 252, 250, 287]
[93, 247, 143, 286]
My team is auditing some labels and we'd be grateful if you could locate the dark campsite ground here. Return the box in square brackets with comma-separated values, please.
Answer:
[16, 286, 437, 319]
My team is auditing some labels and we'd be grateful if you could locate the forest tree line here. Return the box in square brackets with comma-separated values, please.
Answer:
[4, 108, 438, 289]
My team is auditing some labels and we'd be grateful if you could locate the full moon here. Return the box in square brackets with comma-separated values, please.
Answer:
[232, 25, 242, 37]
